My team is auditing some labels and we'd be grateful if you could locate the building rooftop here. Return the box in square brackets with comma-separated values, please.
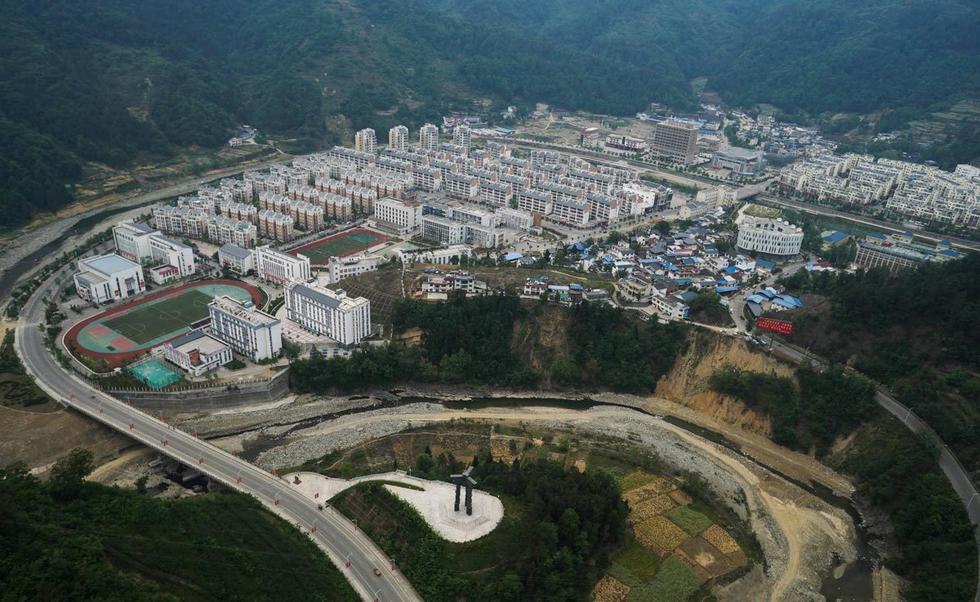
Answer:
[219, 243, 253, 259]
[81, 253, 140, 275]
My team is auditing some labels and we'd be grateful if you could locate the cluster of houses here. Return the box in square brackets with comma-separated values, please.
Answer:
[603, 212, 786, 321]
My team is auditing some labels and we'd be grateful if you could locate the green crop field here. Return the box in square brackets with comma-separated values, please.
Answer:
[103, 290, 215, 344]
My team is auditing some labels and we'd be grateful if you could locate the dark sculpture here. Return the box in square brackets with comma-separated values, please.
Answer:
[449, 466, 477, 516]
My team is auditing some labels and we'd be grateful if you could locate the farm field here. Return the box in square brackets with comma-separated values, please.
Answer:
[289, 228, 388, 264]
[293, 421, 759, 602]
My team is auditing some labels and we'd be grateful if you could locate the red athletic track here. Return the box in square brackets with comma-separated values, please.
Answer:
[287, 227, 387, 264]
[64, 279, 263, 369]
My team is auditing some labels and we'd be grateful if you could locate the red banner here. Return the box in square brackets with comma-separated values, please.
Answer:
[756, 317, 794, 335]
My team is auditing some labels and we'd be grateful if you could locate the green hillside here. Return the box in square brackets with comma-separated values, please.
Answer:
[2, 0, 978, 227]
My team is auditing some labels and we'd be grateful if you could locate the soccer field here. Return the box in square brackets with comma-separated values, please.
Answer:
[293, 230, 386, 264]
[103, 290, 216, 345]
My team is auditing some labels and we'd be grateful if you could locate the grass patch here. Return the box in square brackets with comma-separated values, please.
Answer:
[294, 230, 385, 263]
[104, 289, 215, 344]
[619, 469, 657, 492]
[613, 541, 661, 581]
[665, 506, 713, 536]
[647, 555, 706, 602]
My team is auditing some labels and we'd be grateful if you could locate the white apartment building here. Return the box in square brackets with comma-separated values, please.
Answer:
[285, 282, 371, 347]
[419, 123, 439, 150]
[354, 128, 377, 153]
[208, 216, 258, 248]
[444, 172, 479, 200]
[736, 216, 804, 256]
[550, 198, 590, 227]
[453, 125, 472, 152]
[159, 330, 233, 377]
[517, 189, 553, 215]
[388, 125, 409, 151]
[218, 243, 255, 274]
[254, 245, 311, 284]
[74, 254, 145, 304]
[374, 197, 422, 236]
[208, 296, 282, 362]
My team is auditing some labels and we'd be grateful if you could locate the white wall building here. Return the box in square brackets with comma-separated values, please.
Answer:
[159, 330, 233, 376]
[254, 245, 311, 284]
[73, 254, 146, 304]
[373, 197, 422, 236]
[218, 243, 255, 274]
[326, 255, 383, 284]
[148, 235, 195, 277]
[285, 282, 371, 347]
[736, 216, 804, 256]
[112, 221, 159, 262]
[208, 295, 282, 361]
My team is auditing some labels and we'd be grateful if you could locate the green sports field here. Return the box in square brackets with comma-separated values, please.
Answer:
[291, 229, 387, 264]
[103, 290, 217, 344]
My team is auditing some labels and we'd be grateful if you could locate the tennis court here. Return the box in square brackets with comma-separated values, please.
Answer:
[290, 228, 387, 264]
[129, 358, 183, 389]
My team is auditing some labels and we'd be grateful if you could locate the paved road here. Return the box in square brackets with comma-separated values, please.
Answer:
[753, 193, 980, 252]
[15, 270, 420, 602]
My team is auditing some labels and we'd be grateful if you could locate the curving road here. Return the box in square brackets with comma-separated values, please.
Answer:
[15, 270, 420, 602]
[762, 336, 980, 601]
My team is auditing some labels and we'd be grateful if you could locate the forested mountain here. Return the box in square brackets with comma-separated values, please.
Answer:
[2, 0, 978, 227]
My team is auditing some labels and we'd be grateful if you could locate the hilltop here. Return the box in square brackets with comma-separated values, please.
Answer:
[3, 0, 979, 227]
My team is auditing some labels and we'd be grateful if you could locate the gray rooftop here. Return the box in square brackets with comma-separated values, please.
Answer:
[219, 243, 253, 259]
[82, 253, 139, 275]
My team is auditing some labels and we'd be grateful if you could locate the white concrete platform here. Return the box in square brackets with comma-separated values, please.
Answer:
[283, 470, 503, 543]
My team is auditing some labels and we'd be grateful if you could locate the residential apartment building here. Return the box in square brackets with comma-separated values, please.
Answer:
[208, 216, 258, 248]
[254, 245, 311, 284]
[74, 254, 145, 304]
[208, 295, 282, 362]
[419, 123, 439, 151]
[453, 124, 472, 152]
[444, 172, 479, 201]
[257, 209, 295, 242]
[651, 120, 698, 165]
[285, 282, 371, 347]
[388, 125, 409, 151]
[354, 128, 377, 153]
[736, 216, 803, 256]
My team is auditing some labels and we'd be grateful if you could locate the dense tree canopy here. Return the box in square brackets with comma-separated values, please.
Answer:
[3, 0, 978, 227]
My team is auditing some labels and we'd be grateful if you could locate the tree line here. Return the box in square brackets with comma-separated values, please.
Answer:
[290, 295, 686, 394]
